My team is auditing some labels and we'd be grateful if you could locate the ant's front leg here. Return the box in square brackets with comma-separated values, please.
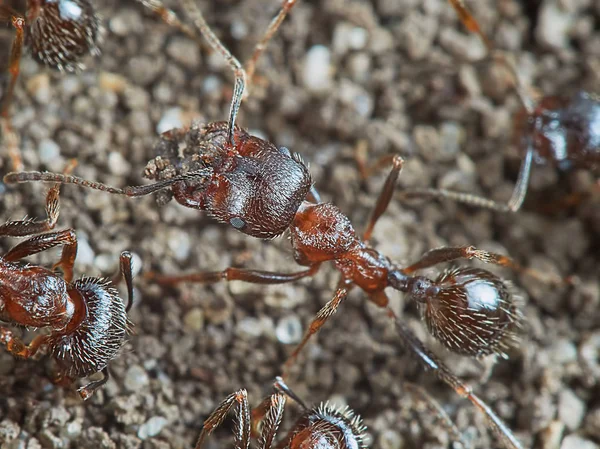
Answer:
[4, 229, 78, 283]
[0, 329, 49, 359]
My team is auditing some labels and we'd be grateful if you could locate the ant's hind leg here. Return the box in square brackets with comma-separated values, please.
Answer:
[282, 286, 349, 378]
[250, 393, 286, 449]
[194, 389, 251, 449]
[77, 368, 110, 401]
[401, 245, 565, 285]
[388, 310, 524, 449]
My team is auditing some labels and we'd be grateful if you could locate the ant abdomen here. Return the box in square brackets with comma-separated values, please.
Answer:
[28, 0, 101, 71]
[279, 403, 367, 449]
[416, 267, 520, 358]
[145, 121, 312, 238]
[49, 278, 131, 378]
[514, 90, 600, 171]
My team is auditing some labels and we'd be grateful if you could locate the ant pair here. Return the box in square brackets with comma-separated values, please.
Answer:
[0, 0, 101, 170]
[4, 1, 532, 448]
[0, 164, 133, 400]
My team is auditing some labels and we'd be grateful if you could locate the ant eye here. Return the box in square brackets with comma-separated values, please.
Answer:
[422, 268, 520, 357]
[28, 0, 101, 71]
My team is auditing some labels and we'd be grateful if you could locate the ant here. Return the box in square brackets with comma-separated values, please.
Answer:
[0, 0, 101, 170]
[0, 171, 134, 400]
[197, 378, 472, 449]
[193, 377, 368, 449]
[398, 0, 599, 212]
[4, 1, 529, 447]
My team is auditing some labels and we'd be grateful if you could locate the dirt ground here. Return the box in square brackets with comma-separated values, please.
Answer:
[0, 0, 599, 448]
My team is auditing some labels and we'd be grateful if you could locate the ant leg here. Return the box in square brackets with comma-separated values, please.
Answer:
[363, 155, 404, 241]
[4, 229, 78, 283]
[179, 0, 246, 145]
[0, 9, 26, 171]
[194, 389, 251, 449]
[111, 251, 135, 312]
[282, 286, 349, 377]
[255, 393, 286, 449]
[398, 141, 534, 213]
[77, 367, 110, 401]
[404, 382, 469, 449]
[355, 140, 398, 180]
[388, 310, 523, 449]
[400, 245, 564, 285]
[0, 329, 49, 359]
[147, 264, 320, 285]
[447, 0, 534, 113]
[134, 0, 205, 46]
[273, 376, 308, 409]
[0, 160, 76, 238]
[244, 0, 298, 88]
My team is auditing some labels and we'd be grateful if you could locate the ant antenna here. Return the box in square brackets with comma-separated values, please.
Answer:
[179, 0, 246, 146]
[3, 168, 213, 197]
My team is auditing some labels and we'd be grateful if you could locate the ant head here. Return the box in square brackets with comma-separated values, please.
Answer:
[28, 0, 101, 71]
[419, 267, 520, 358]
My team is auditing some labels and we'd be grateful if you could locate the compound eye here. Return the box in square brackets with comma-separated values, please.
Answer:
[422, 268, 520, 358]
[229, 217, 246, 230]
[278, 146, 291, 157]
[29, 0, 101, 71]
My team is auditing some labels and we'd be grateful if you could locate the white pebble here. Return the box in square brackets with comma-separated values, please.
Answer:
[124, 365, 149, 392]
[560, 435, 599, 449]
[157, 107, 183, 134]
[75, 234, 95, 267]
[302, 45, 332, 93]
[137, 416, 168, 440]
[276, 315, 303, 344]
[108, 151, 131, 176]
[38, 139, 63, 171]
[167, 229, 191, 261]
[536, 1, 574, 49]
[129, 252, 143, 278]
[94, 253, 117, 272]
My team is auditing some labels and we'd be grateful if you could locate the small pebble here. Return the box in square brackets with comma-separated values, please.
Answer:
[558, 389, 586, 431]
[560, 435, 599, 449]
[302, 45, 332, 93]
[124, 365, 150, 392]
[38, 139, 63, 172]
[539, 421, 565, 449]
[536, 1, 574, 49]
[276, 315, 303, 344]
[378, 429, 405, 449]
[157, 108, 184, 134]
[108, 151, 131, 177]
[137, 417, 168, 440]
[75, 234, 95, 267]
[183, 308, 205, 333]
[167, 228, 191, 261]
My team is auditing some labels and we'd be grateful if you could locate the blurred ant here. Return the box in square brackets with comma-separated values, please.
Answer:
[0, 0, 101, 170]
[399, 0, 599, 212]
[193, 377, 368, 449]
[198, 378, 471, 449]
[5, 1, 527, 447]
[0, 166, 133, 400]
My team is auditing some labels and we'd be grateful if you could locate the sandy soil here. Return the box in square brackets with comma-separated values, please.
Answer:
[0, 0, 599, 448]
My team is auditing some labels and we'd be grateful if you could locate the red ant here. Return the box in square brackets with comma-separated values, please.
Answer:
[193, 377, 368, 449]
[399, 0, 599, 212]
[194, 377, 469, 449]
[4, 1, 528, 447]
[0, 175, 133, 400]
[0, 0, 101, 170]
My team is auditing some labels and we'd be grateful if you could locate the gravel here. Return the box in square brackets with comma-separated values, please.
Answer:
[0, 0, 598, 448]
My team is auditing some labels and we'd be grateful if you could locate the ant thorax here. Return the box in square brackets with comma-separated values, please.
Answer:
[144, 121, 312, 238]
